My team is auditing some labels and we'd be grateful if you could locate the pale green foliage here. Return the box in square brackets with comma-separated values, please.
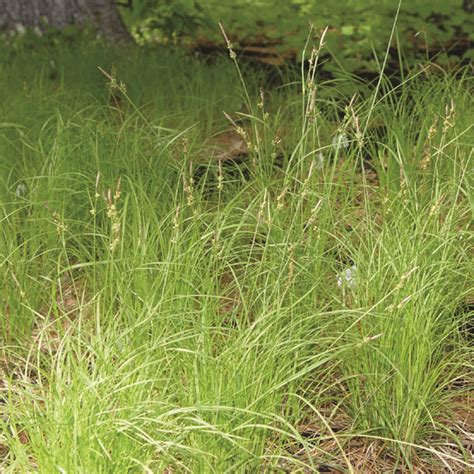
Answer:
[0, 41, 472, 472]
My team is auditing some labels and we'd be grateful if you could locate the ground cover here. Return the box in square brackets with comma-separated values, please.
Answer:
[0, 36, 472, 472]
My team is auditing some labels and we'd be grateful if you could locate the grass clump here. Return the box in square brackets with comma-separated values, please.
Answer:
[0, 39, 472, 472]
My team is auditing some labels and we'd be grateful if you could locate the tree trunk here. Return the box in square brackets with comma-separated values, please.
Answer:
[0, 0, 132, 43]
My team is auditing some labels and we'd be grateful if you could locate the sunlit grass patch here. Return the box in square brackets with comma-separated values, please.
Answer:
[0, 41, 472, 472]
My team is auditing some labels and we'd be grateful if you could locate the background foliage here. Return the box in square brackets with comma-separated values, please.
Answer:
[125, 0, 473, 73]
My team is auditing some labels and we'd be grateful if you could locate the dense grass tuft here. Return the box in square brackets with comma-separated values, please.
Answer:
[0, 42, 472, 472]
